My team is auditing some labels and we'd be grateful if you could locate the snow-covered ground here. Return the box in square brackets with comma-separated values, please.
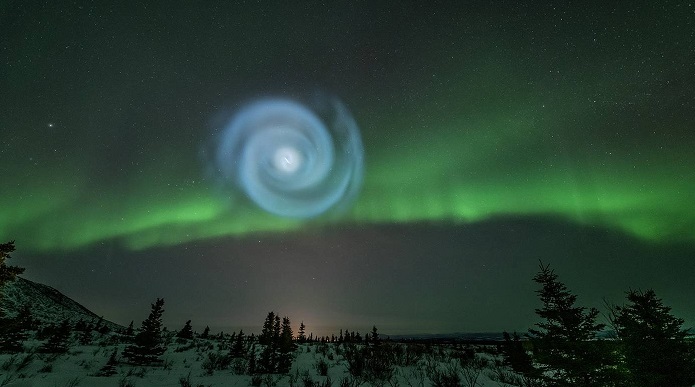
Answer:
[1, 338, 516, 386]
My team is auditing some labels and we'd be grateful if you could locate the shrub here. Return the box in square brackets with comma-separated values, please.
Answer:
[428, 363, 461, 387]
[250, 375, 263, 387]
[201, 351, 231, 375]
[315, 357, 329, 376]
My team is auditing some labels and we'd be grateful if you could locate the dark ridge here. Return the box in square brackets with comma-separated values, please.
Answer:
[1, 276, 123, 331]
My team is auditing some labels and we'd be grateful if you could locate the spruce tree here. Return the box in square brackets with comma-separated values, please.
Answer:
[177, 320, 193, 340]
[260, 312, 276, 346]
[371, 325, 379, 345]
[96, 347, 119, 376]
[501, 331, 535, 376]
[79, 327, 93, 345]
[124, 321, 135, 337]
[0, 316, 26, 353]
[273, 315, 281, 344]
[528, 262, 616, 386]
[298, 321, 306, 343]
[122, 298, 166, 365]
[247, 343, 257, 375]
[231, 330, 246, 358]
[0, 241, 25, 352]
[277, 316, 295, 373]
[0, 241, 24, 286]
[258, 312, 279, 373]
[16, 304, 35, 330]
[259, 338, 277, 373]
[201, 325, 210, 339]
[39, 319, 71, 353]
[614, 289, 695, 387]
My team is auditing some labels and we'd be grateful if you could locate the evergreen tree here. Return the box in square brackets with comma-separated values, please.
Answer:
[39, 319, 71, 353]
[528, 262, 617, 386]
[260, 312, 276, 346]
[75, 319, 88, 332]
[277, 316, 295, 373]
[0, 241, 25, 352]
[613, 289, 695, 387]
[247, 343, 257, 375]
[79, 327, 93, 345]
[97, 323, 110, 335]
[371, 325, 379, 345]
[15, 304, 35, 331]
[93, 316, 104, 334]
[96, 347, 119, 376]
[258, 312, 280, 373]
[0, 316, 27, 353]
[201, 325, 210, 339]
[501, 331, 535, 376]
[273, 315, 281, 344]
[124, 321, 135, 337]
[298, 321, 306, 343]
[177, 320, 193, 340]
[231, 330, 246, 358]
[259, 339, 277, 373]
[0, 241, 24, 287]
[122, 298, 166, 365]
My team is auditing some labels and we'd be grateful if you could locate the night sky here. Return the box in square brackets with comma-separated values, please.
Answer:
[2, 2, 694, 336]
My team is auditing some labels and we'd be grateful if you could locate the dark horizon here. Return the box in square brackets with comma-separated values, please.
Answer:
[12, 215, 695, 337]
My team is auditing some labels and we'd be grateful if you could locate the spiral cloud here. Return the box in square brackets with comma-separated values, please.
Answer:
[215, 97, 364, 218]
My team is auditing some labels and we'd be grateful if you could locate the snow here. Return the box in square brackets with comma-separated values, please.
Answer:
[1, 339, 511, 386]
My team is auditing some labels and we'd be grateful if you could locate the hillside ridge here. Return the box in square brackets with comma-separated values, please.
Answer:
[0, 276, 123, 330]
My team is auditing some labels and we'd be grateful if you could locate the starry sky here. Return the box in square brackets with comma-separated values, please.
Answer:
[1, 1, 694, 336]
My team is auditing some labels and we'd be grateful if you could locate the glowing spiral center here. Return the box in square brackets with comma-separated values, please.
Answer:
[215, 97, 363, 218]
[273, 146, 303, 173]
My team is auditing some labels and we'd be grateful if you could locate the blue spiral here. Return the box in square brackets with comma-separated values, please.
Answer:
[215, 97, 363, 218]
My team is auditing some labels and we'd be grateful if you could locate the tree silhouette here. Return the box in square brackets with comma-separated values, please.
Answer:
[298, 321, 306, 343]
[38, 319, 71, 353]
[259, 311, 276, 346]
[96, 347, 119, 376]
[231, 330, 246, 358]
[122, 298, 166, 365]
[370, 325, 379, 345]
[613, 289, 695, 387]
[176, 320, 193, 340]
[124, 321, 135, 338]
[501, 331, 535, 376]
[0, 240, 25, 350]
[0, 317, 26, 353]
[528, 262, 617, 386]
[78, 325, 93, 345]
[0, 241, 24, 287]
[277, 316, 295, 373]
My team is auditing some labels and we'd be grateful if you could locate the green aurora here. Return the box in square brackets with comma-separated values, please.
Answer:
[1, 1, 693, 253]
[3, 88, 692, 251]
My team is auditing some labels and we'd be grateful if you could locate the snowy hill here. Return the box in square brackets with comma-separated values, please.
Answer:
[0, 276, 123, 331]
